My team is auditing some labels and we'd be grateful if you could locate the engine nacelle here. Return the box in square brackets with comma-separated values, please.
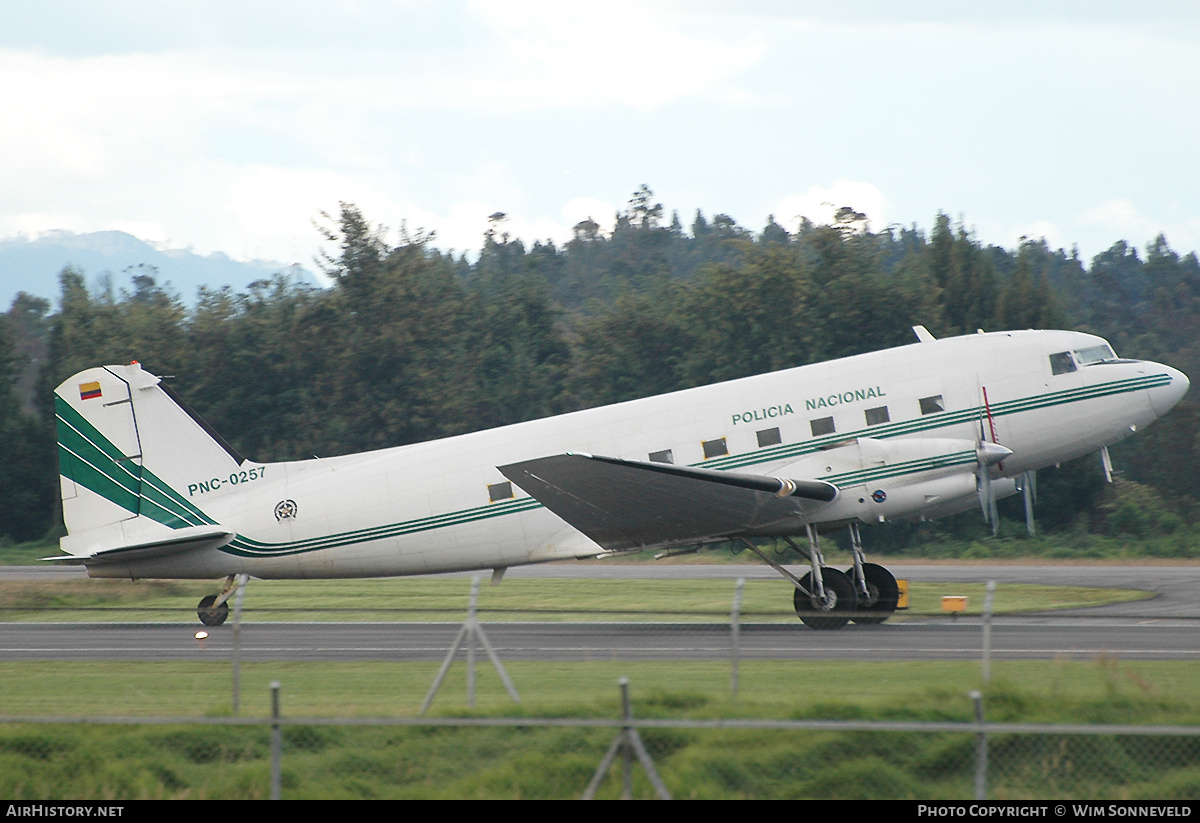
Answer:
[918, 476, 1019, 522]
[774, 436, 1018, 524]
[851, 471, 978, 523]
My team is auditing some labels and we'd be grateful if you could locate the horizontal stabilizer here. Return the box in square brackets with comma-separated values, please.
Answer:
[499, 453, 836, 552]
[42, 526, 235, 566]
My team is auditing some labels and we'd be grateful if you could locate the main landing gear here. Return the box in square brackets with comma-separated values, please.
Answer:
[196, 574, 248, 626]
[741, 523, 899, 630]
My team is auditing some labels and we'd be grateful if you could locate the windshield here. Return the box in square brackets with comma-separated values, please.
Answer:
[1074, 344, 1118, 365]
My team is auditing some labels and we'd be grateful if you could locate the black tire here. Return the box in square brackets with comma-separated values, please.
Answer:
[794, 567, 858, 630]
[849, 563, 899, 625]
[197, 594, 229, 627]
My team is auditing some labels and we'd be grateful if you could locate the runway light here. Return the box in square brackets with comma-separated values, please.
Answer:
[194, 630, 209, 649]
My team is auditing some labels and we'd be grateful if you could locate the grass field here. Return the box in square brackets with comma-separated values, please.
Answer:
[4, 657, 1200, 719]
[3, 658, 1200, 799]
[0, 568, 1155, 623]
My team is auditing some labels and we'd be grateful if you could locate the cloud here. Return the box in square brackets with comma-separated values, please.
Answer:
[462, 0, 767, 111]
[1075, 199, 1200, 260]
[2, 4, 1199, 274]
[772, 181, 888, 233]
[0, 2, 769, 265]
[971, 199, 1200, 263]
[1078, 199, 1156, 241]
[561, 197, 618, 235]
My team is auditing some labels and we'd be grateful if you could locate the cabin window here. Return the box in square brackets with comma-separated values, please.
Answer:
[919, 395, 945, 415]
[1049, 351, 1077, 375]
[488, 481, 513, 502]
[702, 437, 728, 459]
[756, 427, 782, 447]
[649, 449, 674, 464]
[810, 417, 835, 437]
[865, 406, 890, 426]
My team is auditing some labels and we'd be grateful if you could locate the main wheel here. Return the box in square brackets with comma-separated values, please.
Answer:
[794, 567, 858, 630]
[848, 563, 899, 625]
[197, 595, 229, 627]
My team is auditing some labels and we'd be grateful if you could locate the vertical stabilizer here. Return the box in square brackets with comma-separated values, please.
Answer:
[55, 363, 240, 557]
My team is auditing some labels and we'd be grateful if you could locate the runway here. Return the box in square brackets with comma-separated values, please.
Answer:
[2, 564, 1198, 663]
[3, 618, 1200, 663]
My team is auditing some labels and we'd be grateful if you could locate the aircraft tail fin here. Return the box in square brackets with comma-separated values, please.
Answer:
[54, 363, 241, 557]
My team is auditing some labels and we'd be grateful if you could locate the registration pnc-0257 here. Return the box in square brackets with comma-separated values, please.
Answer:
[188, 466, 266, 497]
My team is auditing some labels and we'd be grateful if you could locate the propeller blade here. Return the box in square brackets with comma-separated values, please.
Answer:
[977, 460, 995, 530]
[976, 441, 1010, 535]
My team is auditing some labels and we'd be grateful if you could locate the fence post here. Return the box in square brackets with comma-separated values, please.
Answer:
[971, 689, 987, 800]
[982, 580, 996, 684]
[270, 681, 282, 801]
[467, 576, 479, 707]
[731, 577, 744, 700]
[232, 576, 248, 715]
[420, 575, 520, 713]
[582, 677, 672, 800]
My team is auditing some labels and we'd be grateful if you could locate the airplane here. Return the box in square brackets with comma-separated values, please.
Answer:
[48, 326, 1189, 630]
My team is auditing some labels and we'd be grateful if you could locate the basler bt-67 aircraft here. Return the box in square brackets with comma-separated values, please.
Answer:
[50, 326, 1189, 629]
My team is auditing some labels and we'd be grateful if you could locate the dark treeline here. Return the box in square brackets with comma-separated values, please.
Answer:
[3, 187, 1198, 548]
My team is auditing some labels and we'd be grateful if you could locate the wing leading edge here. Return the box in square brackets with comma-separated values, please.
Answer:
[499, 453, 837, 552]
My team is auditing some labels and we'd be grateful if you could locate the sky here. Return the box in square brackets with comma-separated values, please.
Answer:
[3, 1, 1199, 273]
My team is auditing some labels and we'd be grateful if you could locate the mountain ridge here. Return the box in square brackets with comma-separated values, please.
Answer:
[0, 230, 323, 308]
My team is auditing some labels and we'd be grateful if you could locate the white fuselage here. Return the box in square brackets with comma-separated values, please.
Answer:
[85, 329, 1188, 580]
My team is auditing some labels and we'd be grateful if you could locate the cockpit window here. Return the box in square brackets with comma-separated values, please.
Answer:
[1049, 352, 1077, 375]
[1074, 344, 1117, 365]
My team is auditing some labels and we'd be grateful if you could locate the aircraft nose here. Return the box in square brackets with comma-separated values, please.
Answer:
[1149, 364, 1190, 418]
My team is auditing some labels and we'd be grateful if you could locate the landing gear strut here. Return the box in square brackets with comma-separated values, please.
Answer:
[740, 523, 899, 630]
[845, 523, 899, 625]
[196, 574, 247, 626]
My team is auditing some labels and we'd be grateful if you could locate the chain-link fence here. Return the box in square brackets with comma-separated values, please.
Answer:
[4, 701, 1200, 799]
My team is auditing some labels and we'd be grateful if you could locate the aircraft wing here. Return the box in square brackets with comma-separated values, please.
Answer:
[499, 453, 837, 552]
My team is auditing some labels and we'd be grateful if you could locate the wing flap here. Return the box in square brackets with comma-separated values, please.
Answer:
[499, 453, 836, 552]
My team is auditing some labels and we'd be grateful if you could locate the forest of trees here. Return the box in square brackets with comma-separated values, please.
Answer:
[3, 187, 1199, 550]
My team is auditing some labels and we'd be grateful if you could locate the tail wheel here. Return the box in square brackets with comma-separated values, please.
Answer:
[849, 563, 899, 625]
[794, 567, 857, 630]
[197, 595, 229, 627]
